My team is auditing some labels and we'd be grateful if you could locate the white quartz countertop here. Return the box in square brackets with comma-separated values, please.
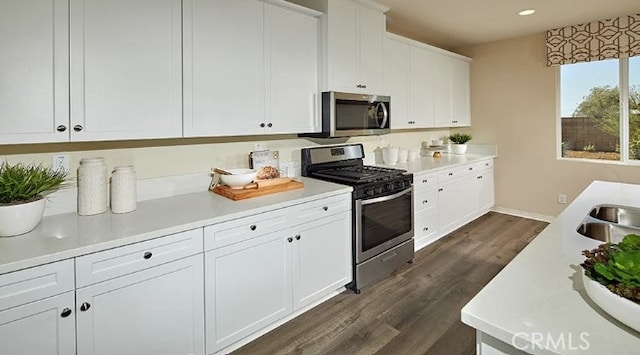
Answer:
[461, 180, 640, 354]
[378, 153, 496, 174]
[0, 177, 351, 275]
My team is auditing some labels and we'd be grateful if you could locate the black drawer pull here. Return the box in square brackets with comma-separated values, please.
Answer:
[61, 308, 72, 318]
[322, 206, 328, 211]
[80, 302, 91, 312]
[295, 235, 301, 240]
[422, 200, 428, 204]
[143, 251, 152, 259]
[448, 172, 453, 176]
[422, 179, 429, 183]
[287, 237, 293, 243]
[477, 176, 483, 179]
[438, 188, 443, 192]
[423, 227, 429, 231]
[250, 225, 257, 231]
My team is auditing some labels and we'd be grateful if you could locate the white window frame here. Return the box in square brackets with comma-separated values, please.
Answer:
[556, 57, 640, 165]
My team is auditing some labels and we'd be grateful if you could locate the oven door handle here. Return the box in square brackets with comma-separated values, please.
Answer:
[361, 186, 412, 206]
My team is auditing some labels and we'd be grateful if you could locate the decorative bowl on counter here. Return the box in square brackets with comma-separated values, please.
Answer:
[582, 272, 640, 332]
[219, 169, 257, 189]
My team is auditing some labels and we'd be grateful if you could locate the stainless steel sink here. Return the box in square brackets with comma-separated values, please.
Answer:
[577, 205, 640, 243]
[589, 205, 640, 228]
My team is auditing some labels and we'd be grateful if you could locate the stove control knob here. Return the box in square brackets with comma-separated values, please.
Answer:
[366, 188, 375, 196]
[375, 187, 383, 194]
[386, 183, 394, 191]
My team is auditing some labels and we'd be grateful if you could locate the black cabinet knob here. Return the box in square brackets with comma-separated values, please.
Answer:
[60, 308, 72, 318]
[80, 302, 91, 312]
[143, 251, 152, 259]
[250, 224, 257, 231]
[295, 235, 301, 240]
[322, 206, 328, 211]
[56, 125, 67, 132]
[267, 122, 273, 128]
[73, 124, 83, 132]
[260, 123, 265, 128]
[287, 237, 293, 243]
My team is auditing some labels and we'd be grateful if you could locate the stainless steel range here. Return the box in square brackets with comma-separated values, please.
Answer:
[301, 144, 414, 293]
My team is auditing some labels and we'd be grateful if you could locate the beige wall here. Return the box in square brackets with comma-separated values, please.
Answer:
[457, 33, 640, 217]
[0, 131, 448, 181]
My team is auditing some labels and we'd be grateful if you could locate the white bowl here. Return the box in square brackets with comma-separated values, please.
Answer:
[431, 139, 444, 146]
[582, 272, 640, 332]
[219, 169, 257, 189]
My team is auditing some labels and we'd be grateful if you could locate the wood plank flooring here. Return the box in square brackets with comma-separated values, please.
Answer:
[232, 212, 549, 355]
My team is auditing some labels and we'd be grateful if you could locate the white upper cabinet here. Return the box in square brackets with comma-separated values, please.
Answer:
[383, 32, 471, 129]
[69, 0, 183, 141]
[0, 0, 69, 144]
[292, 0, 388, 94]
[384, 34, 411, 129]
[183, 0, 320, 137]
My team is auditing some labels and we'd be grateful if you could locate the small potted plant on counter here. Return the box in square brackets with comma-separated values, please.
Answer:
[0, 162, 68, 237]
[448, 133, 472, 155]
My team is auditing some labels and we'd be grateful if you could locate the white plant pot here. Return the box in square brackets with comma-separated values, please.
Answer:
[0, 198, 46, 237]
[450, 143, 468, 155]
[582, 273, 640, 332]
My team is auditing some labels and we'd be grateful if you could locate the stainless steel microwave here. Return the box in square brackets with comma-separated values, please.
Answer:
[300, 91, 390, 138]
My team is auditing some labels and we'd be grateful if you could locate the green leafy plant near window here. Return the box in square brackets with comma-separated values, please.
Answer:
[582, 234, 640, 304]
[582, 143, 596, 152]
[0, 162, 68, 205]
[448, 133, 472, 144]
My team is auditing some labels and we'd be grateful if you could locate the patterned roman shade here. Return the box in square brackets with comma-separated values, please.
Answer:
[546, 14, 640, 66]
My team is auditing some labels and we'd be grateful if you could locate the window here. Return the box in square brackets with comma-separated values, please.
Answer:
[559, 57, 640, 162]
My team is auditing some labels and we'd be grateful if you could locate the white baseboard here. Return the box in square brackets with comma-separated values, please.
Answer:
[491, 207, 555, 223]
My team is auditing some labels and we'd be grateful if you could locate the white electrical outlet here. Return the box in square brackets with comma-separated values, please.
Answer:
[558, 194, 567, 204]
[52, 154, 70, 172]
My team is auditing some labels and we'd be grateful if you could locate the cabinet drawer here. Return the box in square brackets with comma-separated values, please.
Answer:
[0, 259, 74, 311]
[204, 208, 289, 251]
[76, 228, 203, 288]
[414, 188, 437, 212]
[438, 166, 468, 182]
[415, 209, 438, 240]
[291, 194, 351, 227]
[414, 172, 438, 189]
[475, 159, 494, 171]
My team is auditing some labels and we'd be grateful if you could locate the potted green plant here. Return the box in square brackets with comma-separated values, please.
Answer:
[448, 133, 472, 155]
[0, 162, 68, 237]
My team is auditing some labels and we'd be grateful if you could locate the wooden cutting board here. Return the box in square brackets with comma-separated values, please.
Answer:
[213, 180, 304, 200]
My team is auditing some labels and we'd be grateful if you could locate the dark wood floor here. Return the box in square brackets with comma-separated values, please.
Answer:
[233, 212, 549, 355]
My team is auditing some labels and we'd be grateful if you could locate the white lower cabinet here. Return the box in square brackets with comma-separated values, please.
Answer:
[204, 194, 352, 353]
[292, 210, 352, 310]
[205, 230, 292, 352]
[0, 292, 76, 355]
[76, 254, 205, 355]
[414, 159, 495, 250]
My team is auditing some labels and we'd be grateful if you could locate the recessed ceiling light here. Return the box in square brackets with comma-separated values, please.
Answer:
[518, 9, 536, 16]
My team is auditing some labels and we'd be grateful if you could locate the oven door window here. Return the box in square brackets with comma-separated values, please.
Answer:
[335, 100, 389, 130]
[361, 189, 412, 252]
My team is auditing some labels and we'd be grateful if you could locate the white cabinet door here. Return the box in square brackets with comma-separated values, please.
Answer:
[70, 0, 182, 141]
[0, 0, 69, 144]
[451, 57, 471, 126]
[183, 0, 264, 137]
[477, 167, 495, 212]
[326, 0, 359, 92]
[0, 292, 75, 355]
[205, 231, 292, 354]
[76, 255, 205, 355]
[409, 46, 435, 127]
[384, 35, 411, 129]
[265, 3, 319, 134]
[292, 211, 351, 310]
[437, 178, 466, 234]
[433, 52, 453, 127]
[357, 3, 384, 94]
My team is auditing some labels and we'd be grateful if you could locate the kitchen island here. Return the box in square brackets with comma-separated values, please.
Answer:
[461, 180, 640, 354]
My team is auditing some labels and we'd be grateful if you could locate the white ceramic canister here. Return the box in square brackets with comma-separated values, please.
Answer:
[77, 157, 108, 216]
[110, 165, 137, 214]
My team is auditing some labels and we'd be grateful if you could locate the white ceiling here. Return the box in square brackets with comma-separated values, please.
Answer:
[376, 0, 640, 49]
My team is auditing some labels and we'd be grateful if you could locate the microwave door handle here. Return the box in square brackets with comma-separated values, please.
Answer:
[361, 186, 412, 206]
[376, 102, 388, 128]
